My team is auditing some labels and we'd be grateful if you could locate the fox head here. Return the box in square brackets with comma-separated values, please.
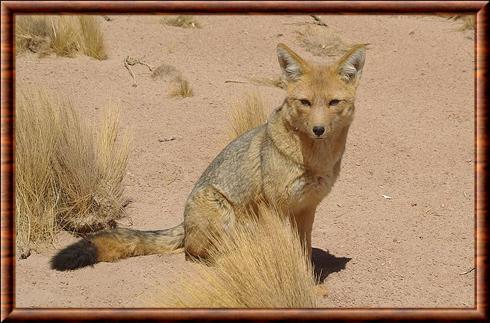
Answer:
[276, 43, 365, 140]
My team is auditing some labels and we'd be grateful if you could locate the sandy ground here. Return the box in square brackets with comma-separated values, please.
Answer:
[15, 15, 474, 308]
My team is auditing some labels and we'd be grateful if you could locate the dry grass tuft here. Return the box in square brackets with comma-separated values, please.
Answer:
[435, 14, 475, 31]
[15, 87, 130, 253]
[150, 64, 192, 99]
[15, 16, 51, 55]
[450, 15, 476, 31]
[459, 16, 476, 30]
[296, 25, 351, 58]
[159, 204, 317, 308]
[15, 15, 107, 60]
[168, 76, 194, 98]
[228, 92, 267, 140]
[78, 16, 107, 60]
[48, 16, 80, 57]
[161, 15, 201, 29]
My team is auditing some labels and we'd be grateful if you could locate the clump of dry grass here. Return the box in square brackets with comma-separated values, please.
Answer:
[460, 16, 476, 30]
[449, 15, 476, 31]
[48, 16, 80, 57]
[296, 25, 351, 58]
[228, 92, 267, 140]
[78, 16, 107, 60]
[15, 15, 107, 59]
[15, 87, 130, 254]
[161, 15, 201, 29]
[15, 16, 51, 55]
[159, 205, 317, 308]
[168, 76, 194, 98]
[150, 63, 193, 98]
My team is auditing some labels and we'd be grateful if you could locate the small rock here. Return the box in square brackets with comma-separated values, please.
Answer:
[158, 136, 177, 143]
[19, 248, 31, 260]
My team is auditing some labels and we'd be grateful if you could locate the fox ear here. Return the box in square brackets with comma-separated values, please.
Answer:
[277, 43, 308, 82]
[337, 45, 366, 83]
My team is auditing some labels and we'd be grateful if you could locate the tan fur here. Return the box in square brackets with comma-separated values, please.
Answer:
[93, 227, 184, 262]
[51, 43, 365, 270]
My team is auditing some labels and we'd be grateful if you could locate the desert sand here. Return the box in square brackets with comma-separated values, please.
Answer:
[15, 14, 474, 308]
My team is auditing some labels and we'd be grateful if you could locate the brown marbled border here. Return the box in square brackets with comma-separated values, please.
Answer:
[1, 1, 488, 321]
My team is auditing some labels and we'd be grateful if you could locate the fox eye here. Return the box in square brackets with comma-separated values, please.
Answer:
[299, 99, 311, 107]
[329, 99, 341, 106]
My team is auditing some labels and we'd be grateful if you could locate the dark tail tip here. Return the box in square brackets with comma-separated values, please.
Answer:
[50, 239, 98, 271]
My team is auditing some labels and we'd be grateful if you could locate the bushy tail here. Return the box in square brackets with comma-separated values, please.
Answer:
[50, 223, 184, 271]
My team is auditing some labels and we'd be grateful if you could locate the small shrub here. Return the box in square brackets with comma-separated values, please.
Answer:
[15, 16, 51, 54]
[450, 15, 476, 31]
[459, 15, 476, 30]
[15, 87, 130, 253]
[168, 77, 194, 98]
[15, 15, 108, 59]
[49, 16, 80, 57]
[296, 25, 351, 58]
[79, 16, 107, 60]
[159, 205, 317, 308]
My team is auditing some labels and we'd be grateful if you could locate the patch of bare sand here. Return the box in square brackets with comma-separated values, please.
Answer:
[15, 15, 474, 308]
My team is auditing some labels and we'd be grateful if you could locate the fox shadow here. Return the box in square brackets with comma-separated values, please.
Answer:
[311, 247, 351, 284]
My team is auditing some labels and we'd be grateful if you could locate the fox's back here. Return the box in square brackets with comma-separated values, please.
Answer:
[188, 124, 267, 207]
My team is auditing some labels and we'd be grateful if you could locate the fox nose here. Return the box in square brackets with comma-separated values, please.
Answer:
[312, 126, 325, 136]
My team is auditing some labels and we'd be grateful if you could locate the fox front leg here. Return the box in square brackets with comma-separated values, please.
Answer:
[293, 207, 316, 261]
